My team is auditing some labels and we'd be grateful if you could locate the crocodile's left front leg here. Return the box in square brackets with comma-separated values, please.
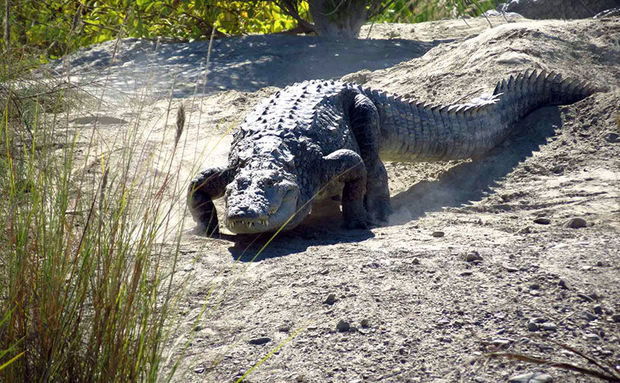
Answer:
[348, 92, 392, 225]
[321, 149, 369, 229]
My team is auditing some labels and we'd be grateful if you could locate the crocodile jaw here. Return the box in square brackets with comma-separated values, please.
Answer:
[225, 189, 300, 234]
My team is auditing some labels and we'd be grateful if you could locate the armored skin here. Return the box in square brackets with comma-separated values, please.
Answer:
[188, 70, 598, 235]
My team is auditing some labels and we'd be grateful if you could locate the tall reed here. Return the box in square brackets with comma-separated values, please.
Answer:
[0, 53, 186, 382]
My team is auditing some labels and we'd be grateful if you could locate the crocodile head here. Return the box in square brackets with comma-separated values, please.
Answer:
[224, 166, 306, 234]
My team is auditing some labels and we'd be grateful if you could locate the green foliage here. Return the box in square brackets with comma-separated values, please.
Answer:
[0, 1, 307, 59]
[0, 0, 504, 61]
[373, 0, 504, 23]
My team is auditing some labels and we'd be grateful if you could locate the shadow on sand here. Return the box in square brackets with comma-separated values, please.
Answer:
[390, 106, 563, 224]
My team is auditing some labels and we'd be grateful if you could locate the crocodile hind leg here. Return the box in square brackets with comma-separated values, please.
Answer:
[322, 149, 368, 229]
[187, 166, 234, 236]
[348, 93, 392, 225]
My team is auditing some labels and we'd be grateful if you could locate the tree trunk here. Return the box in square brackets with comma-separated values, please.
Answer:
[308, 0, 368, 38]
[3, 0, 10, 50]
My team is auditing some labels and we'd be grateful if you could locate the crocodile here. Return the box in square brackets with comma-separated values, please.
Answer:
[188, 70, 599, 235]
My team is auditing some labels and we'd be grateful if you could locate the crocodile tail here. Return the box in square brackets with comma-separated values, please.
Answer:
[372, 70, 601, 162]
[492, 69, 600, 127]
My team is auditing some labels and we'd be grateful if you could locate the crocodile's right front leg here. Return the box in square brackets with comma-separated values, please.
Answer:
[321, 149, 368, 229]
[188, 166, 234, 236]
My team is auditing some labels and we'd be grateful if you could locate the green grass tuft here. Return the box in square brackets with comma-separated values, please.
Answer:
[0, 52, 186, 382]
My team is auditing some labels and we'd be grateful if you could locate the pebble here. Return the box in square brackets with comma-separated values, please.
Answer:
[583, 311, 597, 322]
[412, 257, 420, 265]
[490, 338, 512, 347]
[466, 251, 483, 263]
[508, 372, 553, 383]
[605, 132, 619, 143]
[558, 279, 568, 289]
[194, 366, 205, 374]
[437, 318, 451, 326]
[432, 231, 445, 238]
[504, 264, 519, 272]
[527, 321, 539, 332]
[324, 293, 337, 305]
[541, 322, 557, 331]
[360, 319, 370, 328]
[336, 319, 351, 332]
[249, 337, 271, 345]
[611, 313, 620, 323]
[564, 217, 587, 229]
[584, 333, 600, 341]
[518, 226, 532, 234]
[577, 293, 595, 302]
[533, 217, 551, 225]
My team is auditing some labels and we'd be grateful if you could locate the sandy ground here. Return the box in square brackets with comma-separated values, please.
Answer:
[55, 13, 619, 383]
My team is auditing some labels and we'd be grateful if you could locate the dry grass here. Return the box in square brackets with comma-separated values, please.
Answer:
[0, 51, 189, 381]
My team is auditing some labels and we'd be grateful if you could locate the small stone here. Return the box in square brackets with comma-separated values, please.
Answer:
[336, 320, 351, 332]
[530, 283, 541, 290]
[324, 293, 337, 305]
[193, 366, 205, 374]
[432, 231, 445, 238]
[527, 321, 539, 332]
[584, 333, 600, 341]
[577, 293, 595, 302]
[558, 279, 568, 289]
[518, 226, 532, 234]
[593, 305, 603, 315]
[508, 372, 553, 383]
[533, 217, 551, 225]
[504, 264, 519, 272]
[583, 311, 597, 322]
[460, 271, 473, 276]
[565, 217, 587, 229]
[249, 337, 271, 345]
[412, 257, 420, 265]
[490, 338, 512, 347]
[541, 322, 557, 331]
[360, 319, 370, 328]
[437, 318, 450, 326]
[611, 313, 620, 323]
[466, 251, 483, 263]
[605, 132, 619, 143]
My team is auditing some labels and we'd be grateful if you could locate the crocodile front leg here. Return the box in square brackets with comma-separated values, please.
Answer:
[322, 149, 368, 229]
[348, 92, 392, 224]
[188, 166, 234, 236]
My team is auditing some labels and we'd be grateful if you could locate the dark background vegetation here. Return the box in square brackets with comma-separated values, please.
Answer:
[1, 0, 502, 59]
